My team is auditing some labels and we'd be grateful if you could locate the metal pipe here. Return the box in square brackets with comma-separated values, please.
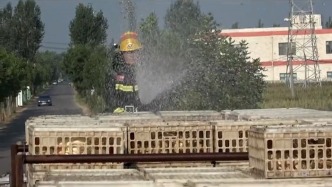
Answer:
[10, 144, 18, 187]
[17, 145, 28, 153]
[11, 144, 28, 187]
[15, 154, 24, 187]
[24, 153, 248, 164]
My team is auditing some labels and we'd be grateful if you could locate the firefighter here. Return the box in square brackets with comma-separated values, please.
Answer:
[113, 31, 142, 113]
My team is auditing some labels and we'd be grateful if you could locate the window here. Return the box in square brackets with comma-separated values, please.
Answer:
[327, 71, 332, 79]
[280, 73, 297, 81]
[279, 42, 296, 56]
[326, 41, 332, 54]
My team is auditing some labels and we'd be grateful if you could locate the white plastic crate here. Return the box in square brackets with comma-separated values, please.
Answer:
[159, 111, 223, 121]
[142, 167, 251, 183]
[134, 161, 248, 169]
[127, 121, 213, 154]
[35, 181, 155, 187]
[212, 120, 306, 153]
[27, 166, 126, 187]
[43, 169, 145, 181]
[27, 164, 46, 187]
[133, 162, 214, 169]
[28, 168, 142, 187]
[186, 179, 332, 187]
[221, 111, 240, 121]
[95, 115, 163, 123]
[25, 118, 98, 144]
[228, 108, 332, 120]
[248, 123, 332, 178]
[28, 125, 125, 155]
[25, 114, 162, 144]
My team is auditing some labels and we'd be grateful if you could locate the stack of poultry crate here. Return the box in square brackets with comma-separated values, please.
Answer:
[211, 119, 308, 153]
[25, 115, 127, 187]
[123, 111, 223, 168]
[248, 123, 332, 178]
[25, 108, 332, 186]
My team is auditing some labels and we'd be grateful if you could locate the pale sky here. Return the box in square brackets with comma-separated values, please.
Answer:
[1, 0, 331, 52]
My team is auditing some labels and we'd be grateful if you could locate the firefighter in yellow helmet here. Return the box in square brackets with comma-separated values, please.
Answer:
[113, 31, 142, 113]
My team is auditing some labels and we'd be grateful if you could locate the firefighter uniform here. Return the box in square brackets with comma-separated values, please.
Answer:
[113, 32, 142, 113]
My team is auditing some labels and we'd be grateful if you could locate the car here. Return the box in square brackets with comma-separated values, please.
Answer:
[37, 95, 52, 106]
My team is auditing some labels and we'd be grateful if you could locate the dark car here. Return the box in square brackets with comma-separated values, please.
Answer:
[37, 95, 52, 106]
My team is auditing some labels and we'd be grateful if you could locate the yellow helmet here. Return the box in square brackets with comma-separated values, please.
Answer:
[119, 31, 142, 52]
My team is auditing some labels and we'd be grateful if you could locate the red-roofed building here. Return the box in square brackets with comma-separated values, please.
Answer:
[221, 14, 332, 82]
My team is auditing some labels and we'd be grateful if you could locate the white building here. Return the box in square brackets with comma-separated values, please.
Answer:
[221, 14, 332, 82]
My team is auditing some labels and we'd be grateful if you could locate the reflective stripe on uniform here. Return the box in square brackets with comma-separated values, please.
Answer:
[115, 84, 138, 92]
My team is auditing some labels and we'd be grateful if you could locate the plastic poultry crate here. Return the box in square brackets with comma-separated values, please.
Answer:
[212, 119, 306, 153]
[248, 123, 332, 178]
[126, 121, 213, 154]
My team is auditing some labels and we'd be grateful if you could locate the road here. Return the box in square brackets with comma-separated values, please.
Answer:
[0, 82, 83, 174]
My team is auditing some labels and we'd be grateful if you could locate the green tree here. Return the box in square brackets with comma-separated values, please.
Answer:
[0, 3, 14, 51]
[139, 12, 160, 43]
[257, 19, 264, 28]
[35, 51, 64, 82]
[0, 48, 28, 101]
[231, 22, 239, 29]
[62, 44, 112, 112]
[325, 16, 332, 28]
[165, 0, 206, 38]
[83, 46, 110, 111]
[11, 0, 44, 61]
[272, 23, 280, 27]
[69, 3, 108, 46]
[142, 0, 266, 111]
[62, 45, 92, 95]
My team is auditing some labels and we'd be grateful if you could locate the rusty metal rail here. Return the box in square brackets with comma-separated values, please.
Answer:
[12, 151, 248, 187]
[11, 144, 28, 187]
[24, 152, 248, 163]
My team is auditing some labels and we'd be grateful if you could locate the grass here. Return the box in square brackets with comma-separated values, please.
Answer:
[73, 82, 332, 113]
[260, 82, 332, 111]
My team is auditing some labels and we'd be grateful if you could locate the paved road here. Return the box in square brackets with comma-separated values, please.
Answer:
[0, 82, 82, 174]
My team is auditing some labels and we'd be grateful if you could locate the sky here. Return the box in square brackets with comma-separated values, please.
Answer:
[1, 0, 332, 52]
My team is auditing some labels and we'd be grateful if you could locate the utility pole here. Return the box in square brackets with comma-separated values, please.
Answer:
[285, 0, 321, 98]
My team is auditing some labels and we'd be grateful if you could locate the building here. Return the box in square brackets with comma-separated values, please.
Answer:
[221, 14, 332, 82]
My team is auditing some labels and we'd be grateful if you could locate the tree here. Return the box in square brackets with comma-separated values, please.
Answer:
[257, 19, 264, 28]
[69, 3, 108, 46]
[140, 0, 266, 111]
[139, 12, 160, 43]
[325, 16, 332, 28]
[62, 45, 92, 95]
[11, 0, 44, 61]
[0, 3, 14, 51]
[165, 0, 206, 38]
[0, 48, 28, 101]
[35, 51, 64, 82]
[231, 22, 239, 29]
[272, 24, 280, 27]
